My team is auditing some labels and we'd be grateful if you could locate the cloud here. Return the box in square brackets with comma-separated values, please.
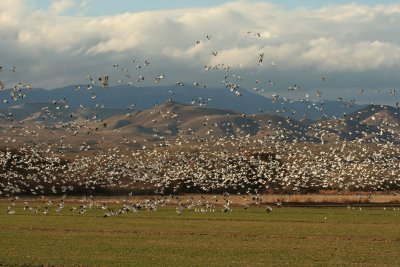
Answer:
[0, 0, 400, 104]
[49, 0, 76, 14]
[301, 38, 400, 71]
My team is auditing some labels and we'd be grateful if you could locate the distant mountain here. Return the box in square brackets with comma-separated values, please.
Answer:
[0, 101, 126, 123]
[0, 98, 399, 144]
[97, 101, 398, 143]
[101, 101, 314, 141]
[348, 104, 400, 134]
[305, 104, 400, 142]
[0, 85, 364, 120]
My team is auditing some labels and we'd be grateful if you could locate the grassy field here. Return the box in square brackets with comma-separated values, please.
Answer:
[1, 201, 400, 266]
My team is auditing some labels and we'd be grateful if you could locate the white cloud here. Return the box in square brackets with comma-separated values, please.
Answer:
[301, 38, 400, 71]
[49, 0, 76, 14]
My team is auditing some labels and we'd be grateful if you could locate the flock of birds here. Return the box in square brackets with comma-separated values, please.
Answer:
[1, 31, 400, 210]
[1, 138, 399, 197]
[5, 193, 400, 217]
[4, 193, 278, 217]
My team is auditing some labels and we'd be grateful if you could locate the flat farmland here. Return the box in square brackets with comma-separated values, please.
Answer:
[1, 200, 400, 266]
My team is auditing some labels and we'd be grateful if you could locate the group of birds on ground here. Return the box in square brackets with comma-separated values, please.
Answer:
[4, 194, 278, 217]
[1, 31, 400, 208]
[4, 193, 400, 217]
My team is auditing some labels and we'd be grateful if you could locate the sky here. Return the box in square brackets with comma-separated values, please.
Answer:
[1, 0, 400, 105]
[30, 0, 400, 15]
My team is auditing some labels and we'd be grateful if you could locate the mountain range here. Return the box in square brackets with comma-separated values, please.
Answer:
[0, 85, 364, 120]
[1, 85, 399, 145]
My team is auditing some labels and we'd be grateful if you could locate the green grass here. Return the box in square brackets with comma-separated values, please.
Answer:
[1, 202, 400, 266]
